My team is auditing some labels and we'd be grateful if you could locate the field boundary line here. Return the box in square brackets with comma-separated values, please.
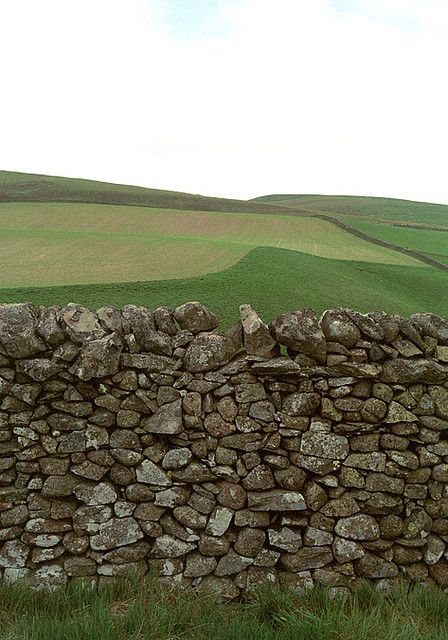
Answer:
[311, 213, 448, 271]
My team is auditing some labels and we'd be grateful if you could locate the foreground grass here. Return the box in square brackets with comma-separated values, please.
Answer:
[0, 577, 447, 640]
[0, 247, 446, 328]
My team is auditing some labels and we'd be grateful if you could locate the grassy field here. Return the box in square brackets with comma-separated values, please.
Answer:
[253, 194, 448, 227]
[1, 577, 447, 640]
[333, 217, 448, 265]
[0, 170, 302, 214]
[0, 172, 446, 320]
[1, 247, 446, 328]
[0, 202, 417, 287]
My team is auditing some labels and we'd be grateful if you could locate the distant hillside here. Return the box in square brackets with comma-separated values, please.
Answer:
[0, 170, 300, 215]
[252, 194, 448, 227]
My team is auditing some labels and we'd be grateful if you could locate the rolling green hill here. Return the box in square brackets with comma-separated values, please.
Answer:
[0, 170, 301, 215]
[252, 194, 448, 227]
[0, 171, 446, 324]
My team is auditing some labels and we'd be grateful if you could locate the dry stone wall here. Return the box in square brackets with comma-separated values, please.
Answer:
[1, 301, 448, 598]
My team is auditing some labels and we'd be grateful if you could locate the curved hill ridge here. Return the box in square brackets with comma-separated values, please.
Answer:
[0, 170, 304, 215]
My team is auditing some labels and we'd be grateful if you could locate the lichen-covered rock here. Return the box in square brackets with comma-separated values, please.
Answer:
[90, 517, 144, 550]
[335, 514, 380, 540]
[410, 313, 448, 345]
[37, 306, 66, 345]
[320, 309, 361, 348]
[183, 334, 238, 372]
[16, 358, 63, 381]
[61, 304, 106, 343]
[248, 490, 306, 511]
[69, 333, 123, 380]
[174, 302, 219, 333]
[300, 432, 349, 460]
[142, 399, 183, 435]
[269, 309, 326, 363]
[381, 358, 448, 383]
[0, 303, 46, 358]
[283, 392, 320, 416]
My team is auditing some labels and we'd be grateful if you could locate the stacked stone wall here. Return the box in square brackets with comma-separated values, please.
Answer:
[1, 301, 448, 597]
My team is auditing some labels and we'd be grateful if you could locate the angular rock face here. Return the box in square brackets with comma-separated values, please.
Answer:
[1, 301, 448, 599]
[61, 304, 106, 343]
[0, 303, 46, 358]
[240, 304, 277, 358]
[381, 359, 448, 383]
[142, 399, 183, 434]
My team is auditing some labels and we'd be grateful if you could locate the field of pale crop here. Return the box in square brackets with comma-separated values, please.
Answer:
[0, 202, 417, 287]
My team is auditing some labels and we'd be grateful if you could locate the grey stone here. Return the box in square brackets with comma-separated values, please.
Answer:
[142, 399, 183, 435]
[335, 514, 380, 540]
[150, 535, 196, 558]
[268, 527, 302, 552]
[357, 553, 399, 578]
[281, 547, 333, 571]
[248, 490, 306, 511]
[69, 333, 122, 380]
[381, 359, 448, 384]
[90, 517, 144, 550]
[183, 334, 237, 372]
[73, 482, 117, 505]
[0, 303, 46, 358]
[240, 304, 277, 357]
[215, 550, 253, 576]
[174, 302, 219, 333]
[136, 460, 171, 486]
[283, 392, 320, 416]
[300, 432, 349, 459]
[61, 304, 106, 343]
[320, 309, 361, 348]
[269, 308, 327, 363]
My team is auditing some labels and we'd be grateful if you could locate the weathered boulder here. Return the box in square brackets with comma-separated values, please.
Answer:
[269, 309, 326, 363]
[300, 433, 349, 460]
[0, 303, 46, 358]
[335, 514, 380, 540]
[37, 306, 66, 345]
[154, 307, 177, 336]
[248, 490, 306, 511]
[174, 302, 219, 333]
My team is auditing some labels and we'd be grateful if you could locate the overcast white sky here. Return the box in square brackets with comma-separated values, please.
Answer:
[1, 0, 448, 203]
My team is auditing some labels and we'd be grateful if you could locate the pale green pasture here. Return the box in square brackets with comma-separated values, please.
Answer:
[0, 203, 417, 291]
